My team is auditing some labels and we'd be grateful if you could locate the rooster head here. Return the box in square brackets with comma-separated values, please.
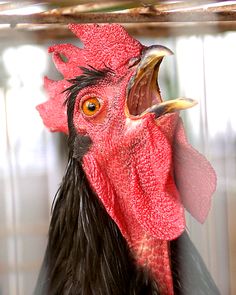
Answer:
[37, 24, 216, 245]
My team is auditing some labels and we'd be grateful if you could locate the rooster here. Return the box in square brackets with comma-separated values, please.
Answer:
[35, 24, 219, 295]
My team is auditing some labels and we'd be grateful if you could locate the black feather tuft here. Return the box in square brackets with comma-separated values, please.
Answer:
[72, 135, 92, 161]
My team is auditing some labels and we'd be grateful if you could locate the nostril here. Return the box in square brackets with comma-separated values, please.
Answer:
[128, 57, 141, 69]
[58, 53, 69, 63]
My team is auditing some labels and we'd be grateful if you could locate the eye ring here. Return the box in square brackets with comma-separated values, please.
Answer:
[81, 97, 101, 117]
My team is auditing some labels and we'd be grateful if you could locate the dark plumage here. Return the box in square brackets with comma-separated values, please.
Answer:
[34, 156, 160, 295]
[170, 233, 220, 295]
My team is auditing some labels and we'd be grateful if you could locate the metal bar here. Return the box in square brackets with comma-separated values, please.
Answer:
[0, 9, 236, 25]
[43, 1, 215, 14]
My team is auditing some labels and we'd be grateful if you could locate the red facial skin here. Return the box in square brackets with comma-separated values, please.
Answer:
[37, 24, 216, 295]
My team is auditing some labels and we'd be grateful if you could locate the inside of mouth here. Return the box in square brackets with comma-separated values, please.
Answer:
[127, 63, 163, 117]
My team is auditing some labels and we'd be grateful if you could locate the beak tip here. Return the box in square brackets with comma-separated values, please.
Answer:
[143, 45, 174, 59]
[188, 98, 198, 107]
[166, 48, 174, 56]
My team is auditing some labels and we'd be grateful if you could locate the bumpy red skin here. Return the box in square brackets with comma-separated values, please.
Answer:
[37, 24, 216, 294]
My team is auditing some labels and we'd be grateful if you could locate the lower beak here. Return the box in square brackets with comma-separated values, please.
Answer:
[127, 45, 197, 118]
[144, 98, 197, 118]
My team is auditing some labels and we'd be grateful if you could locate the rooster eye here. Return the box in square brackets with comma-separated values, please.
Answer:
[81, 97, 101, 116]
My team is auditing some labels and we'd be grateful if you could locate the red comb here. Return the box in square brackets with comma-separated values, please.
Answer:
[37, 24, 143, 133]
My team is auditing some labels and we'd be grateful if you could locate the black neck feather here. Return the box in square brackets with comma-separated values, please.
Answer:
[34, 155, 159, 295]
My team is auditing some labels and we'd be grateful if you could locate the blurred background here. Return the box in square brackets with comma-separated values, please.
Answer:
[0, 1, 236, 294]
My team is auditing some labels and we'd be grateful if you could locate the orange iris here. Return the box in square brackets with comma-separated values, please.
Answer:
[81, 97, 101, 116]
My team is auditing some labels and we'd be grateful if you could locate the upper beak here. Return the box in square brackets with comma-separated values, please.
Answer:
[136, 45, 173, 77]
[127, 45, 197, 118]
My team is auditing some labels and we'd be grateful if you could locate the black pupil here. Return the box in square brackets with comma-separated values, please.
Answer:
[87, 102, 97, 111]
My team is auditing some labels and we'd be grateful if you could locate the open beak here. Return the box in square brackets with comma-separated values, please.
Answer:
[127, 45, 197, 118]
